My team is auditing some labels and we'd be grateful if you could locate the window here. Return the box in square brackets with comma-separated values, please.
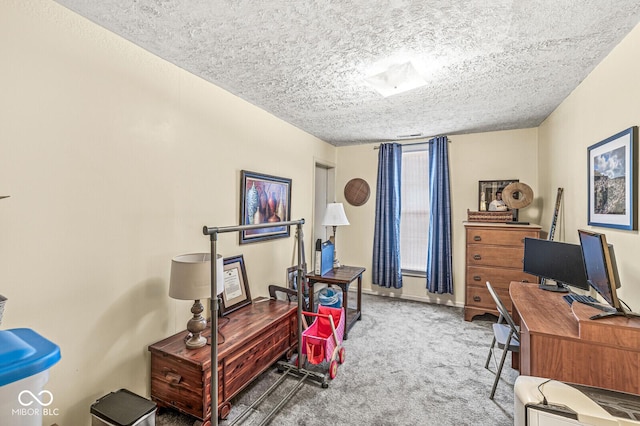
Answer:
[400, 145, 429, 274]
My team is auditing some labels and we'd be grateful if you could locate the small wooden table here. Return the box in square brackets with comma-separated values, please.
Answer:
[307, 265, 365, 340]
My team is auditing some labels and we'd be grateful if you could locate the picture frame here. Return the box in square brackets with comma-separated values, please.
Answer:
[587, 126, 637, 230]
[286, 264, 307, 291]
[220, 255, 252, 316]
[478, 179, 519, 221]
[240, 170, 292, 244]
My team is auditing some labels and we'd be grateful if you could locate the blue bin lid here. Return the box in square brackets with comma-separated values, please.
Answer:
[0, 328, 61, 386]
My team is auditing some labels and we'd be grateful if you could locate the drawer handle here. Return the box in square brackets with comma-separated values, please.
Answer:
[473, 275, 481, 281]
[522, 279, 529, 283]
[473, 296, 481, 302]
[473, 236, 482, 241]
[473, 254, 481, 260]
[165, 371, 182, 384]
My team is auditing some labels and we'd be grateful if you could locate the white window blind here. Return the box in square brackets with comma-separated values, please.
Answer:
[400, 146, 430, 273]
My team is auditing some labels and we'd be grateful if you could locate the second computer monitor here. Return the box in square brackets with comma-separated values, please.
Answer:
[577, 229, 622, 309]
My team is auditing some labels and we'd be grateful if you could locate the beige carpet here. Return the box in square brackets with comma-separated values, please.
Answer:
[157, 293, 517, 426]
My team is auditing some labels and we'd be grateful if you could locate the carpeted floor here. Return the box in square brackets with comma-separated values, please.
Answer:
[157, 293, 518, 426]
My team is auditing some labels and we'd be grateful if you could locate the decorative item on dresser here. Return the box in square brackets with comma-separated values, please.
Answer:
[464, 222, 541, 321]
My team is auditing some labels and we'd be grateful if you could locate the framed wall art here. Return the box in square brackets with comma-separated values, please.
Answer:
[478, 179, 519, 221]
[286, 264, 307, 291]
[587, 126, 637, 230]
[220, 255, 252, 316]
[240, 170, 292, 244]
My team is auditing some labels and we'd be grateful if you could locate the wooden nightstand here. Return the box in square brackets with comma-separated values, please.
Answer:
[149, 300, 297, 423]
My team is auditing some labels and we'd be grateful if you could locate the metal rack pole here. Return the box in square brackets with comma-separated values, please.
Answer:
[295, 222, 305, 371]
[202, 219, 306, 426]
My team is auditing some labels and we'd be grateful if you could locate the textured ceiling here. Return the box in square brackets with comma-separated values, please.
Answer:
[54, 0, 640, 146]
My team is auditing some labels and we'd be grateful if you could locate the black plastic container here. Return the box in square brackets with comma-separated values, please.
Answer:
[90, 389, 156, 426]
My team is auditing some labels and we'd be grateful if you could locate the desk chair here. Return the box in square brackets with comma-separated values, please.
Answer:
[268, 285, 310, 311]
[484, 281, 520, 399]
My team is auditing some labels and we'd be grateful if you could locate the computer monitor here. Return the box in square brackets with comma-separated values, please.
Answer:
[523, 238, 590, 292]
[577, 229, 638, 319]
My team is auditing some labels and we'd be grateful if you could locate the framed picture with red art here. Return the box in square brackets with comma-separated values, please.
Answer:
[239, 170, 292, 244]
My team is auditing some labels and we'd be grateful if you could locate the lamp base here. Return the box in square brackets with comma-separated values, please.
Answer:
[329, 234, 341, 268]
[185, 299, 208, 350]
[185, 333, 207, 349]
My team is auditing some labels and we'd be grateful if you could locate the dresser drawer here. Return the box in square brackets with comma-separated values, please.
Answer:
[466, 285, 512, 312]
[466, 245, 525, 268]
[467, 228, 539, 247]
[466, 265, 538, 288]
[151, 353, 206, 419]
[223, 318, 290, 399]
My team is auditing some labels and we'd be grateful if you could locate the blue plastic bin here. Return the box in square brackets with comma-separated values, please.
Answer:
[0, 328, 61, 425]
[318, 287, 342, 308]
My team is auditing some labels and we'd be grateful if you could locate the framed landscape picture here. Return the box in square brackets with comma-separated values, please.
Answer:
[587, 126, 637, 230]
[239, 170, 292, 244]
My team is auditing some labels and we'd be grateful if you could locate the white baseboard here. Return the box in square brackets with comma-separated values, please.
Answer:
[359, 288, 464, 308]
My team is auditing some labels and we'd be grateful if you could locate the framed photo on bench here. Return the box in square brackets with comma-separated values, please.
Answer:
[220, 255, 252, 316]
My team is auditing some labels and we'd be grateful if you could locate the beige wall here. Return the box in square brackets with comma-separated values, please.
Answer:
[336, 128, 539, 306]
[3, 0, 640, 424]
[538, 22, 640, 306]
[0, 1, 334, 424]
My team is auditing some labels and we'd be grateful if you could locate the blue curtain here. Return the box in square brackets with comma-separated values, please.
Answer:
[372, 143, 403, 288]
[426, 136, 453, 294]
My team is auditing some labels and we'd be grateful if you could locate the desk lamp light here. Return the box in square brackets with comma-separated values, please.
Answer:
[322, 202, 350, 268]
[169, 253, 224, 349]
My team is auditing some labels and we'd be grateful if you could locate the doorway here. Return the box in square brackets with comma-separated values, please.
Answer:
[314, 162, 336, 249]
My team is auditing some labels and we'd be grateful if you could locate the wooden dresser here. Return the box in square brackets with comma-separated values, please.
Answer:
[464, 222, 541, 321]
[149, 300, 297, 423]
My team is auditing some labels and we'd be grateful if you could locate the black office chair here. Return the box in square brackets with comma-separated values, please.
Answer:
[484, 281, 520, 400]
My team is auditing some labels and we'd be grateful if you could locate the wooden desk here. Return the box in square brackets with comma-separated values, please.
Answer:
[510, 282, 640, 395]
[149, 300, 297, 423]
[307, 265, 365, 340]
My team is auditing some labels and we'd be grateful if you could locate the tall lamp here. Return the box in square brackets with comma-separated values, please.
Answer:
[169, 253, 224, 349]
[322, 202, 350, 268]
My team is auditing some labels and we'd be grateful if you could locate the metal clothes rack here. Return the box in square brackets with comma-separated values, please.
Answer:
[202, 219, 327, 426]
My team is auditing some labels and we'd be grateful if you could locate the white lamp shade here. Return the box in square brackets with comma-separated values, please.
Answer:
[322, 203, 350, 226]
[169, 253, 224, 300]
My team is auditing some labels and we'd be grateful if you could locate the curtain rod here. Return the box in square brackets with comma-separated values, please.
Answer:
[373, 137, 449, 150]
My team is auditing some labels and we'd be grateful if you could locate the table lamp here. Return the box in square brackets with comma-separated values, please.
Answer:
[322, 202, 350, 267]
[170, 253, 224, 349]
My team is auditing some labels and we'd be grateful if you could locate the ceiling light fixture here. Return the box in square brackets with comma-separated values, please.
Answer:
[365, 61, 427, 97]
